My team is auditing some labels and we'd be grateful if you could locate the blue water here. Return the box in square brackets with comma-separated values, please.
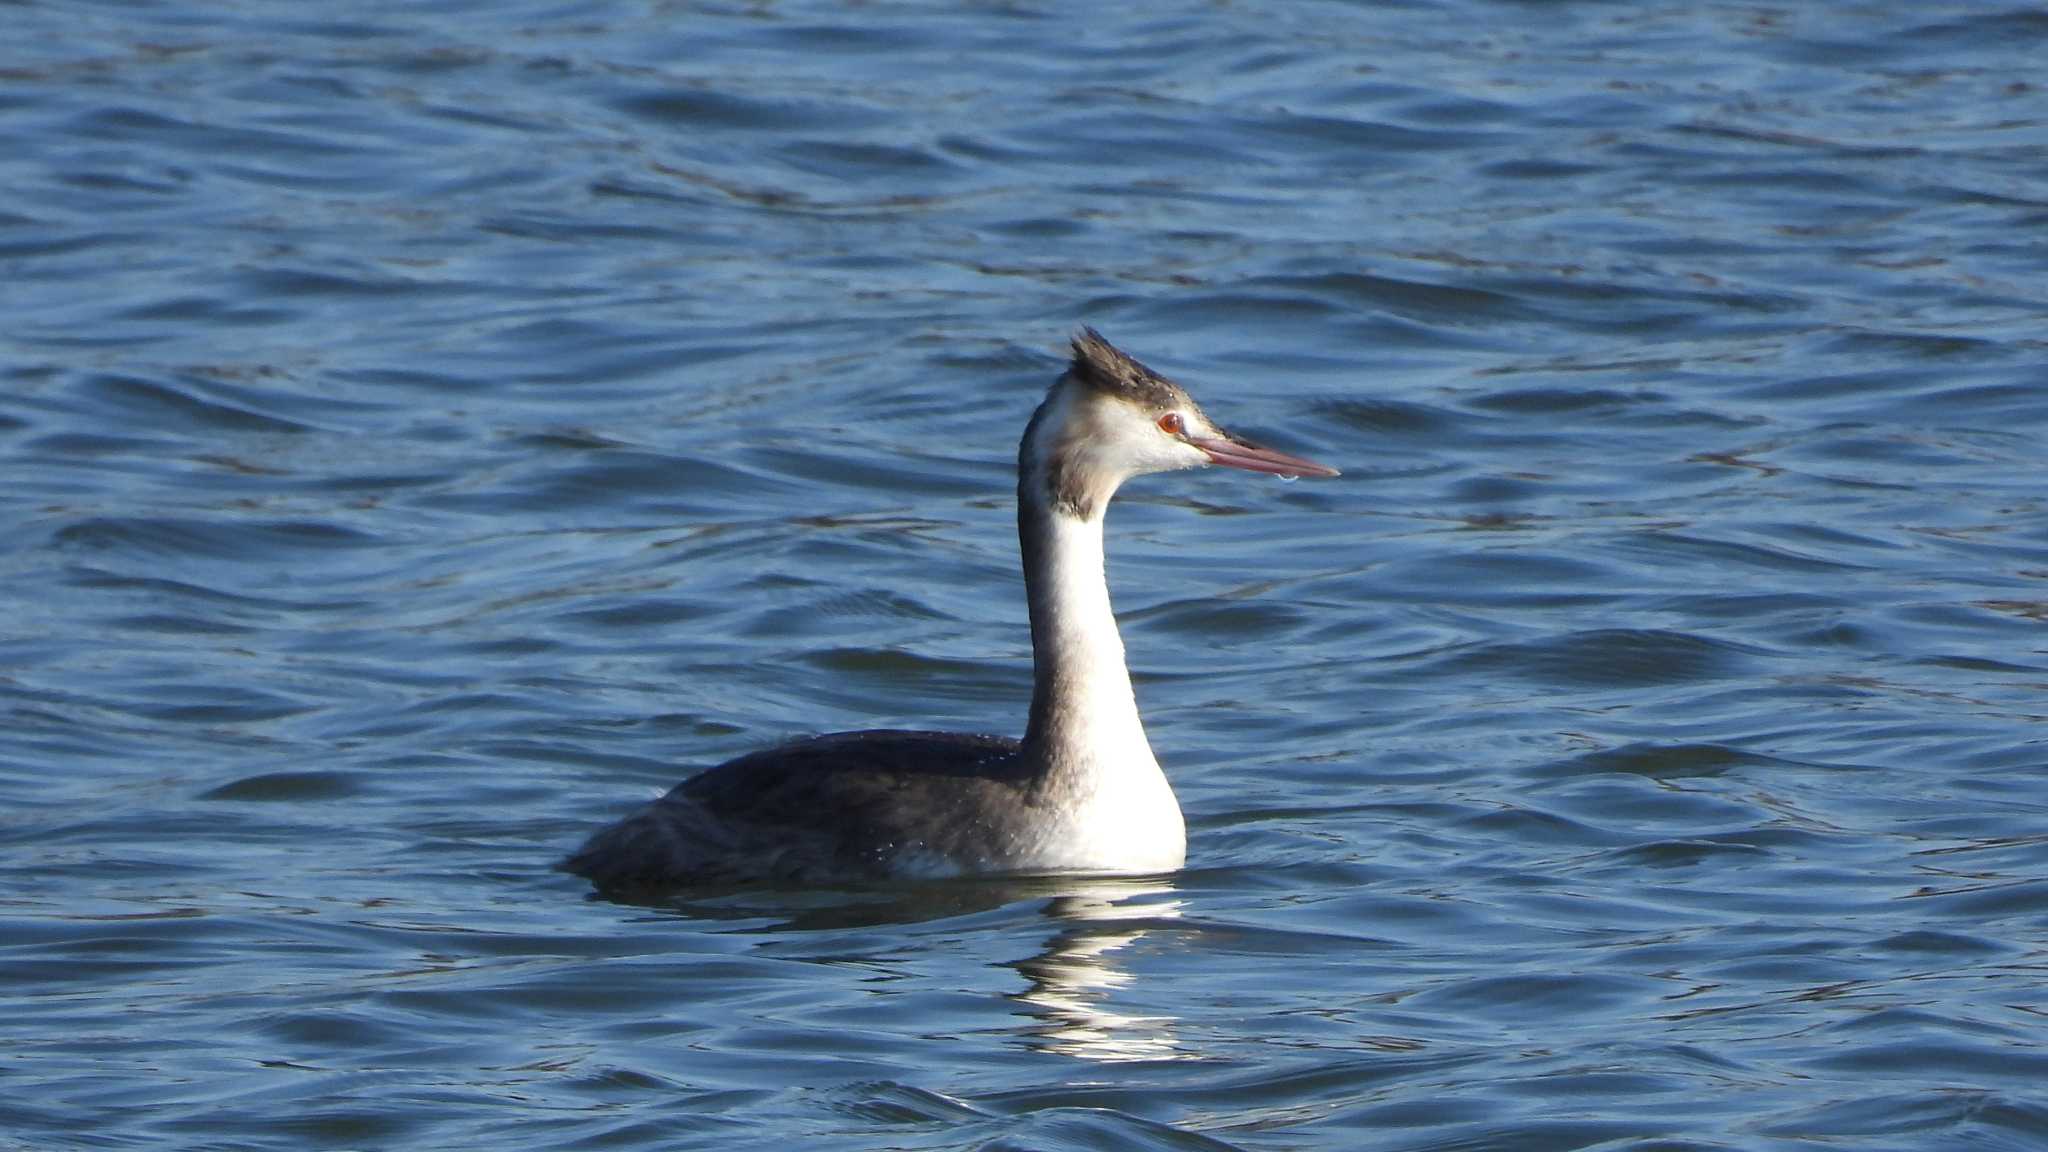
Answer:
[5, 1, 2047, 1148]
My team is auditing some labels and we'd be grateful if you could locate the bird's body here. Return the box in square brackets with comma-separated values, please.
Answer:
[562, 728, 1179, 887]
[563, 330, 1336, 892]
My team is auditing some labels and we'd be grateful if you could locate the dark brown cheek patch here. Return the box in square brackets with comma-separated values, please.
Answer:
[1042, 435, 1103, 520]
[1050, 471, 1099, 520]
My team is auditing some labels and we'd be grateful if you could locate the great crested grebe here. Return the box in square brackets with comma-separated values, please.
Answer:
[564, 329, 1338, 890]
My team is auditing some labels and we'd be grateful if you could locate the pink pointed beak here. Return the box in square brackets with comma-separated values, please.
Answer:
[1192, 434, 1340, 479]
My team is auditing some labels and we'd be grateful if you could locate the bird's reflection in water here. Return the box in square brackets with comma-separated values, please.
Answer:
[616, 873, 1186, 1061]
[1010, 877, 1185, 1063]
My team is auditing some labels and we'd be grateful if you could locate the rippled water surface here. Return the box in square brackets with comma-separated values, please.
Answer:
[5, 2, 2048, 1148]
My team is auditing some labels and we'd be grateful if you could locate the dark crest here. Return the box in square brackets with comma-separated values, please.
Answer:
[1067, 328, 1187, 409]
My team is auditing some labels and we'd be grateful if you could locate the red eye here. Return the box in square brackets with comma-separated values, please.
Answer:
[1157, 412, 1185, 436]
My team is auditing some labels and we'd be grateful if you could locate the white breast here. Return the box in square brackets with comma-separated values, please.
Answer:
[1018, 720, 1186, 875]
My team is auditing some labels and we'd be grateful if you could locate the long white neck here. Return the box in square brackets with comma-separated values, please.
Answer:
[1006, 386, 1187, 872]
[1018, 496, 1155, 779]
[1014, 486, 1184, 871]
